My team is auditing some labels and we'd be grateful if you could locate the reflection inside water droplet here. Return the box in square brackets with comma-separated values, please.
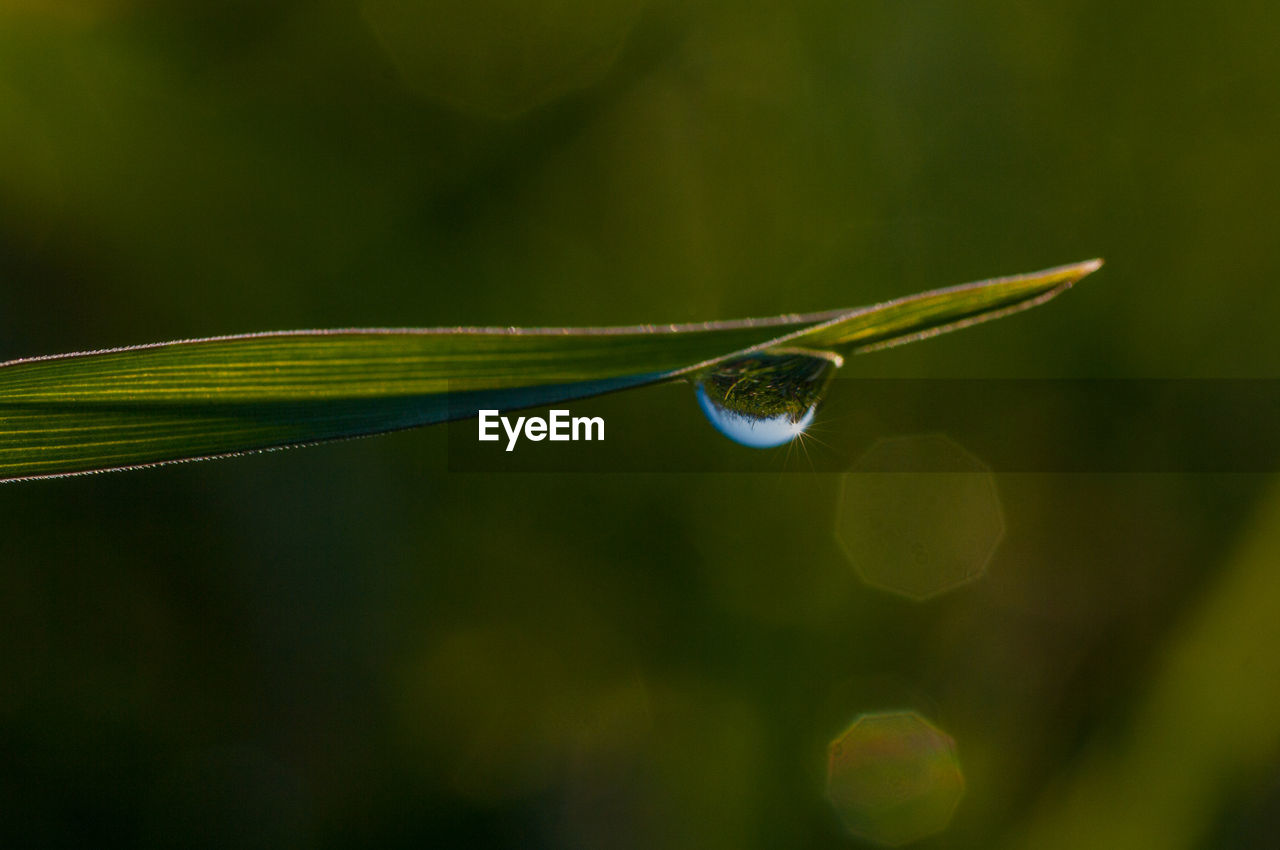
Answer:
[695, 350, 842, 448]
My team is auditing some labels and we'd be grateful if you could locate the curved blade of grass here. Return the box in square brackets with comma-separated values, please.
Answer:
[795, 258, 1102, 353]
[0, 259, 1100, 481]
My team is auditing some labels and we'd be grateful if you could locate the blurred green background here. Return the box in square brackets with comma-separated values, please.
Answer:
[3, 1, 1279, 847]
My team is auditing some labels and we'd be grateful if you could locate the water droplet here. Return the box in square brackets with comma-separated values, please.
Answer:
[694, 350, 841, 448]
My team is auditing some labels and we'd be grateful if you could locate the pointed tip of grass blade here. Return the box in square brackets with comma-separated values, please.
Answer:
[791, 257, 1104, 355]
[1008, 256, 1103, 295]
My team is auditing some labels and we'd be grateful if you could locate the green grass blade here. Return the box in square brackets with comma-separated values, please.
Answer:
[791, 258, 1103, 354]
[0, 260, 1100, 480]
